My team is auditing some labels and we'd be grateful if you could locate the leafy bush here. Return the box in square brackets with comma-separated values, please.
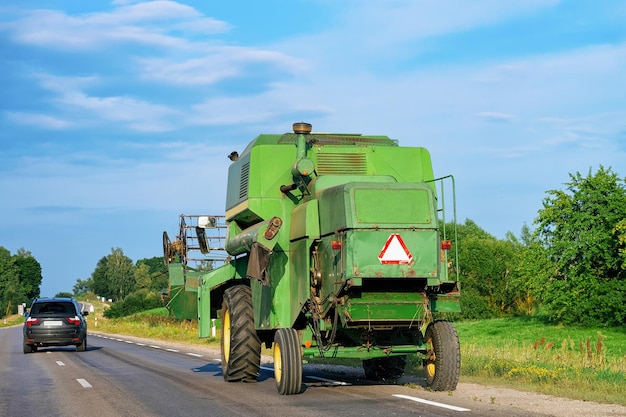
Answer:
[103, 290, 163, 318]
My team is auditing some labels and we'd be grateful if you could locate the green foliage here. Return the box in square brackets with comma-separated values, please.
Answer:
[533, 166, 626, 326]
[73, 277, 93, 296]
[91, 248, 136, 301]
[13, 249, 42, 300]
[54, 291, 73, 298]
[0, 246, 42, 316]
[103, 290, 164, 318]
[452, 219, 530, 318]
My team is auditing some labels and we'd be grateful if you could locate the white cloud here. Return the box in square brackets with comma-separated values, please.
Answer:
[477, 112, 516, 123]
[6, 112, 74, 130]
[136, 47, 307, 85]
[6, 1, 230, 50]
[27, 72, 179, 132]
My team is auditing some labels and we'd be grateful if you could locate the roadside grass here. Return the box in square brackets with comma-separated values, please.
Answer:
[0, 314, 24, 328]
[84, 296, 626, 406]
[449, 317, 626, 406]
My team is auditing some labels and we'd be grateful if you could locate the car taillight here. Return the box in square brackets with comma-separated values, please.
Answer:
[66, 316, 81, 325]
[25, 317, 40, 326]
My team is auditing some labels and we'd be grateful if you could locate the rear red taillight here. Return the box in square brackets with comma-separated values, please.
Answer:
[25, 317, 40, 327]
[65, 316, 81, 326]
[331, 240, 342, 250]
[441, 240, 452, 250]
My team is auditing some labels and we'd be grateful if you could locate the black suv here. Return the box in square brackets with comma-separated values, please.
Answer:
[23, 297, 88, 353]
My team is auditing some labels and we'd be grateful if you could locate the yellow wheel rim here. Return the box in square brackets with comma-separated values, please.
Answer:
[426, 361, 436, 379]
[425, 336, 436, 381]
[274, 341, 282, 383]
[223, 309, 231, 363]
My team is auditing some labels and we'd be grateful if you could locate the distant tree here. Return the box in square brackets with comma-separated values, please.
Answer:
[134, 263, 152, 290]
[450, 220, 528, 318]
[91, 256, 109, 298]
[14, 249, 42, 300]
[106, 248, 136, 301]
[90, 248, 136, 301]
[73, 278, 93, 296]
[136, 257, 166, 275]
[136, 256, 169, 292]
[0, 247, 20, 316]
[533, 166, 626, 326]
[55, 291, 74, 298]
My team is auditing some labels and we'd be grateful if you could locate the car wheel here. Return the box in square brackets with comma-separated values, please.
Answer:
[23, 342, 35, 354]
[76, 337, 87, 352]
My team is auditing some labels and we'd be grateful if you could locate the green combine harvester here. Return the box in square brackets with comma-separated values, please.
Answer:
[162, 122, 460, 395]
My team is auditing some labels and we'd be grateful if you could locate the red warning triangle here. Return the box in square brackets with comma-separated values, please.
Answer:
[378, 234, 413, 264]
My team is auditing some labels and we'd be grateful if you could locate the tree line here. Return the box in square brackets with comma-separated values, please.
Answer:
[3, 166, 625, 326]
[0, 248, 42, 317]
[451, 166, 626, 327]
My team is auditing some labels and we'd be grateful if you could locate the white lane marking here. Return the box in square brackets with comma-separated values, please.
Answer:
[91, 334, 214, 360]
[76, 379, 92, 388]
[56, 361, 65, 366]
[260, 366, 350, 386]
[393, 394, 470, 412]
[306, 375, 351, 386]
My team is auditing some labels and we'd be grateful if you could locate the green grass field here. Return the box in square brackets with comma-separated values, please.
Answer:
[452, 317, 626, 405]
[77, 298, 626, 406]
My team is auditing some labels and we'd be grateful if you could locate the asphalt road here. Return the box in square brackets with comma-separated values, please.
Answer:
[0, 325, 564, 417]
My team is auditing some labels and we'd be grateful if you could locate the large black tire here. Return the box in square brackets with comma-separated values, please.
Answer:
[363, 356, 407, 381]
[221, 285, 261, 382]
[273, 328, 302, 395]
[423, 320, 461, 391]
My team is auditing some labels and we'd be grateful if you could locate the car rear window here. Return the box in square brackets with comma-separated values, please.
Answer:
[31, 302, 76, 316]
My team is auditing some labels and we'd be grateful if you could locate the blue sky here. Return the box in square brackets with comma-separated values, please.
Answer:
[1, 0, 625, 297]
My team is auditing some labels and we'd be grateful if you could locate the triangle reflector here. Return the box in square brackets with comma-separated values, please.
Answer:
[378, 234, 413, 264]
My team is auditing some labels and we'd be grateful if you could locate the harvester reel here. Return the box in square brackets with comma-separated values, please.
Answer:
[163, 231, 173, 266]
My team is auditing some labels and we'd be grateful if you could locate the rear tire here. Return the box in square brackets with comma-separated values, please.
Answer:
[220, 285, 261, 382]
[76, 337, 87, 352]
[23, 342, 35, 354]
[273, 328, 302, 395]
[423, 320, 461, 391]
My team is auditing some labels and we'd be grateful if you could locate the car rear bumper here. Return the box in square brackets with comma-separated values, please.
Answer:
[24, 329, 86, 346]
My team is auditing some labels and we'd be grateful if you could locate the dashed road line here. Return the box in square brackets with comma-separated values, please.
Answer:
[56, 361, 65, 366]
[92, 333, 208, 360]
[393, 394, 470, 412]
[76, 378, 92, 388]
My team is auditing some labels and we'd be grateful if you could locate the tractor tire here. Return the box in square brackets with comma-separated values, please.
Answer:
[363, 356, 407, 381]
[423, 320, 461, 391]
[273, 328, 302, 395]
[220, 285, 261, 382]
